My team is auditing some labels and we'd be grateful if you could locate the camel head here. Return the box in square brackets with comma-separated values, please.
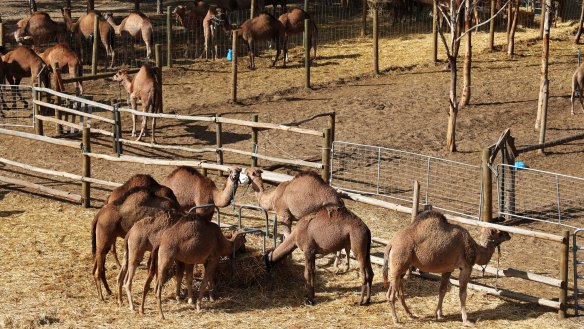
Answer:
[210, 8, 232, 36]
[173, 5, 187, 26]
[227, 166, 242, 184]
[14, 18, 30, 44]
[231, 230, 247, 254]
[101, 12, 114, 21]
[479, 228, 511, 247]
[112, 69, 129, 84]
[61, 7, 72, 17]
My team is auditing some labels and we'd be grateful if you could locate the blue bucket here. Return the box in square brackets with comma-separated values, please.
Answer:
[227, 49, 233, 61]
[514, 161, 527, 171]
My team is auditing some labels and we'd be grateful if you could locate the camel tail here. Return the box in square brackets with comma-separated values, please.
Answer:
[91, 215, 98, 258]
[149, 245, 159, 278]
[382, 242, 391, 289]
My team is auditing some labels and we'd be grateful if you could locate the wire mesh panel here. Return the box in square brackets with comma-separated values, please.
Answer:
[497, 164, 584, 228]
[331, 141, 482, 219]
[0, 85, 34, 128]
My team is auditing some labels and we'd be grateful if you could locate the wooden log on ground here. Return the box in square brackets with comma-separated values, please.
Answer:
[516, 132, 584, 154]
[0, 128, 81, 148]
[0, 174, 82, 203]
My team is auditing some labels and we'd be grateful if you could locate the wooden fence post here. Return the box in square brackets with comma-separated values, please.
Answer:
[329, 112, 336, 143]
[82, 126, 91, 208]
[488, 0, 495, 50]
[157, 0, 162, 14]
[361, 0, 367, 36]
[91, 17, 98, 75]
[411, 180, 420, 222]
[166, 6, 173, 68]
[481, 148, 493, 222]
[155, 44, 162, 69]
[372, 6, 379, 75]
[432, 1, 438, 62]
[202, 168, 208, 176]
[33, 83, 43, 136]
[0, 15, 4, 47]
[559, 229, 569, 319]
[251, 114, 258, 167]
[231, 30, 238, 103]
[322, 128, 331, 183]
[538, 79, 549, 155]
[110, 100, 117, 153]
[52, 63, 63, 134]
[115, 105, 122, 156]
[304, 19, 311, 88]
[251, 0, 256, 19]
[216, 113, 224, 177]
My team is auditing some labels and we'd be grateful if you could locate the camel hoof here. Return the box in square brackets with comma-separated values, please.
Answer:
[304, 299, 314, 306]
[187, 298, 194, 305]
[463, 320, 475, 326]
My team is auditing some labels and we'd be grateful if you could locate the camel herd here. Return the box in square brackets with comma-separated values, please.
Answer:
[91, 165, 512, 324]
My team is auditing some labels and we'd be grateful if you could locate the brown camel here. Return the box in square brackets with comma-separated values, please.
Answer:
[2, 46, 51, 109]
[37, 43, 83, 95]
[238, 12, 285, 70]
[14, 11, 67, 47]
[201, 7, 231, 60]
[102, 11, 153, 62]
[112, 64, 162, 143]
[61, 7, 115, 69]
[265, 206, 373, 305]
[144, 214, 247, 319]
[381, 210, 512, 325]
[571, 62, 584, 115]
[161, 166, 242, 219]
[91, 186, 183, 301]
[278, 8, 317, 64]
[173, 3, 209, 57]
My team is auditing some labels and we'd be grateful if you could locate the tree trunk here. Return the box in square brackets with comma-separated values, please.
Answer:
[29, 0, 37, 14]
[157, 0, 162, 14]
[575, 0, 584, 43]
[507, 0, 519, 56]
[460, 3, 472, 108]
[536, 0, 551, 130]
[361, 0, 367, 36]
[87, 0, 94, 12]
[447, 55, 458, 152]
[135, 0, 141, 11]
[539, 0, 546, 39]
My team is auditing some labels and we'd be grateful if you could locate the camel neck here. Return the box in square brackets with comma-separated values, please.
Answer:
[475, 240, 497, 266]
[120, 77, 133, 93]
[212, 176, 237, 207]
[106, 17, 121, 34]
[62, 12, 77, 32]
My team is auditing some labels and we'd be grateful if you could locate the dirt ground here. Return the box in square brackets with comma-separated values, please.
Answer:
[4, 0, 584, 327]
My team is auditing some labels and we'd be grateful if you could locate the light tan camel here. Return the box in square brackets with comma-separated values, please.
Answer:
[102, 12, 153, 62]
[112, 64, 162, 143]
[91, 186, 183, 301]
[161, 166, 242, 219]
[14, 11, 67, 47]
[238, 12, 285, 69]
[265, 206, 373, 305]
[571, 62, 584, 115]
[201, 7, 231, 60]
[278, 8, 317, 64]
[38, 43, 83, 95]
[144, 214, 247, 319]
[61, 7, 115, 69]
[381, 210, 512, 325]
[2, 46, 51, 109]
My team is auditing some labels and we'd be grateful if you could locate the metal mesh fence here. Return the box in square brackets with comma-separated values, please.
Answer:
[331, 141, 482, 219]
[0, 85, 34, 128]
[498, 164, 584, 229]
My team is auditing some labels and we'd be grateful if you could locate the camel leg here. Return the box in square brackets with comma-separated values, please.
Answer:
[574, 88, 578, 115]
[123, 243, 146, 311]
[248, 41, 255, 70]
[156, 254, 172, 320]
[174, 261, 185, 302]
[184, 264, 195, 305]
[110, 241, 121, 268]
[136, 103, 149, 142]
[117, 241, 129, 307]
[304, 250, 316, 305]
[197, 259, 219, 311]
[131, 96, 138, 137]
[458, 267, 473, 325]
[435, 272, 452, 320]
[278, 211, 293, 240]
[150, 106, 157, 144]
[272, 37, 282, 67]
[142, 28, 152, 61]
[397, 276, 416, 319]
[387, 276, 400, 324]
[140, 255, 156, 315]
[579, 85, 584, 113]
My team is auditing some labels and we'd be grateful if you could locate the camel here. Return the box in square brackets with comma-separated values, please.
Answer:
[265, 206, 373, 305]
[201, 7, 231, 60]
[61, 7, 115, 69]
[91, 186, 183, 301]
[112, 64, 162, 143]
[161, 166, 242, 219]
[278, 8, 317, 64]
[102, 12, 153, 62]
[37, 43, 83, 95]
[238, 12, 285, 70]
[2, 46, 51, 109]
[145, 213, 247, 319]
[571, 62, 584, 115]
[14, 11, 67, 47]
[173, 3, 209, 57]
[381, 210, 512, 325]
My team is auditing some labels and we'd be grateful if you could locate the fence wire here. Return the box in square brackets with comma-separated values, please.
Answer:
[0, 85, 34, 128]
[498, 164, 584, 229]
[331, 141, 482, 219]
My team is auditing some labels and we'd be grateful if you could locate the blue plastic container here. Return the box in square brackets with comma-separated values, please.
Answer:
[227, 49, 233, 61]
[514, 161, 527, 171]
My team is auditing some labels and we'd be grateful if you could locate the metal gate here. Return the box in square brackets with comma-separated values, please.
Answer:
[574, 229, 584, 315]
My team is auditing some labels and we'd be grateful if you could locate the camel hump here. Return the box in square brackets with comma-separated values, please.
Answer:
[413, 210, 447, 222]
[293, 170, 325, 183]
[169, 166, 203, 178]
[111, 186, 155, 206]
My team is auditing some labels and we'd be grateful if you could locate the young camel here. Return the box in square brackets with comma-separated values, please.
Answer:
[102, 12, 153, 62]
[265, 206, 374, 305]
[382, 210, 512, 325]
[238, 12, 285, 70]
[37, 43, 83, 95]
[571, 62, 584, 115]
[112, 64, 162, 143]
[161, 166, 242, 219]
[278, 8, 318, 64]
[61, 7, 115, 69]
[14, 11, 68, 47]
[145, 213, 247, 319]
[201, 7, 231, 60]
[2, 46, 51, 108]
[91, 186, 183, 301]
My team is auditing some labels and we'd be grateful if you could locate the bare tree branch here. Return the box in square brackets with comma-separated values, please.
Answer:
[456, 0, 511, 42]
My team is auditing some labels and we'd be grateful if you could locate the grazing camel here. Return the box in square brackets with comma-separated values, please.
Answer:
[238, 12, 285, 70]
[382, 210, 512, 325]
[278, 8, 317, 64]
[37, 43, 83, 95]
[2, 46, 51, 109]
[145, 214, 247, 319]
[201, 7, 231, 60]
[112, 64, 162, 143]
[91, 186, 183, 301]
[161, 166, 242, 219]
[571, 63, 584, 115]
[265, 206, 374, 305]
[14, 11, 68, 47]
[61, 7, 116, 69]
[102, 12, 153, 62]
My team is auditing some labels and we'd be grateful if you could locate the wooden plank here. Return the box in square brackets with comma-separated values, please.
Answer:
[0, 128, 81, 148]
[34, 100, 115, 124]
[220, 147, 323, 169]
[34, 87, 114, 112]
[117, 108, 215, 122]
[120, 138, 217, 153]
[61, 68, 140, 84]
[36, 114, 84, 131]
[0, 174, 82, 203]
[217, 117, 323, 136]
[471, 264, 562, 288]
